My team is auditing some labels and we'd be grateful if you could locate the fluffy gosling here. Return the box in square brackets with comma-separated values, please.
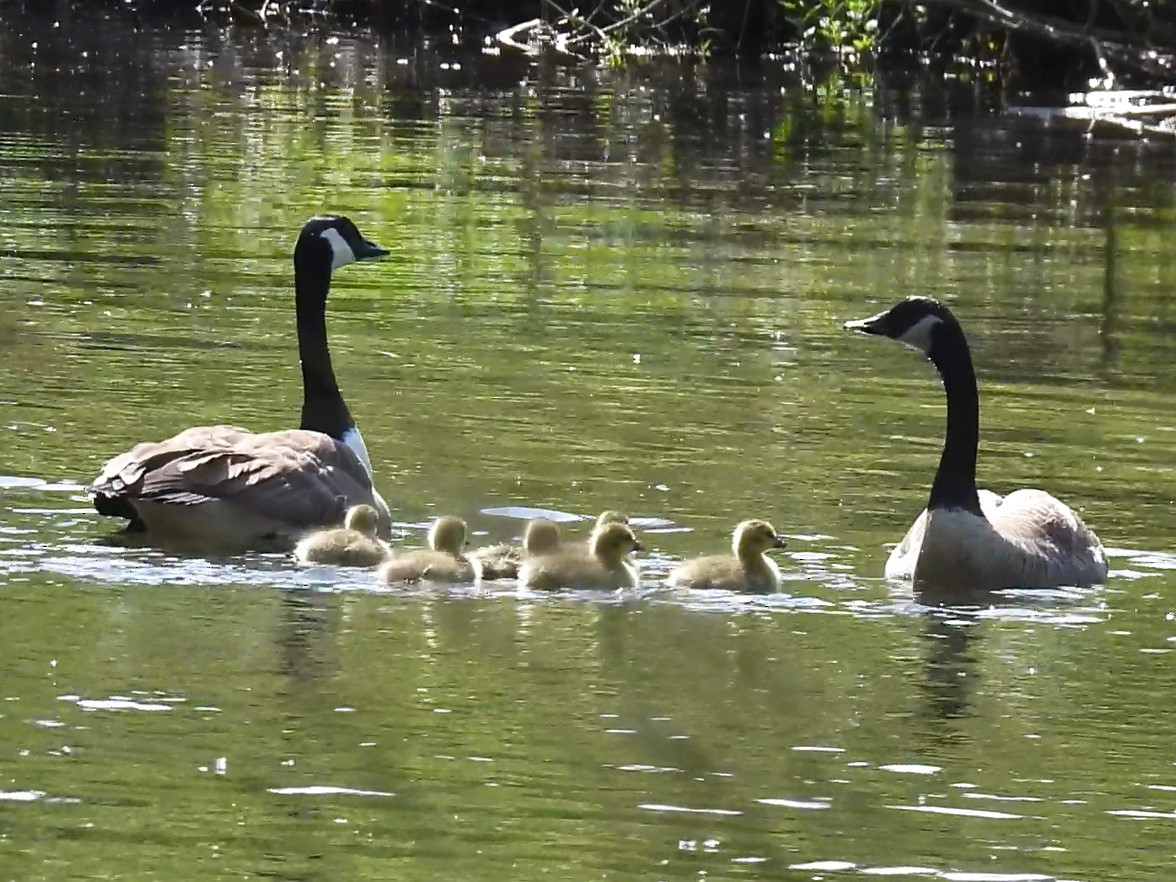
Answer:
[667, 520, 786, 593]
[378, 515, 477, 585]
[293, 504, 389, 567]
[519, 521, 642, 591]
[472, 518, 563, 581]
[575, 510, 630, 550]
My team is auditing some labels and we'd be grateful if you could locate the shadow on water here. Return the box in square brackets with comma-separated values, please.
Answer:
[917, 612, 983, 729]
[277, 589, 345, 687]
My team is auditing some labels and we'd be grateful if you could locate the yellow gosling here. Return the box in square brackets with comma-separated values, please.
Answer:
[667, 520, 786, 593]
[378, 515, 477, 585]
[596, 510, 629, 528]
[293, 504, 389, 567]
[471, 518, 563, 581]
[519, 521, 642, 591]
[577, 510, 631, 551]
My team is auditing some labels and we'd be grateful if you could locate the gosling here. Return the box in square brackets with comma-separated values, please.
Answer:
[519, 521, 642, 591]
[595, 510, 629, 527]
[378, 515, 477, 585]
[575, 510, 630, 550]
[293, 504, 389, 568]
[667, 520, 787, 593]
[471, 518, 563, 580]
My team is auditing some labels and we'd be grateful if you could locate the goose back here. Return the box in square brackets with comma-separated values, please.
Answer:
[94, 425, 391, 549]
[890, 488, 1108, 589]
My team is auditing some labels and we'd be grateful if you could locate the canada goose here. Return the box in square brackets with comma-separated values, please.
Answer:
[667, 520, 786, 592]
[471, 518, 562, 580]
[845, 296, 1108, 590]
[378, 515, 477, 585]
[91, 215, 392, 551]
[518, 521, 642, 591]
[293, 504, 389, 568]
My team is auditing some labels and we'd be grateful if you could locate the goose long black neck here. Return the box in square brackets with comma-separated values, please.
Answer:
[926, 320, 982, 517]
[295, 261, 354, 440]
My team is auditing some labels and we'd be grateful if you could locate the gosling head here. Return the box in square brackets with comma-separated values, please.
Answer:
[844, 296, 958, 359]
[523, 518, 561, 555]
[595, 510, 629, 529]
[591, 522, 643, 564]
[344, 504, 380, 537]
[294, 214, 390, 280]
[733, 519, 786, 557]
[428, 515, 468, 555]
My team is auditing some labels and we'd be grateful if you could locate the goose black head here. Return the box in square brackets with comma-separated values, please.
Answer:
[294, 214, 389, 278]
[844, 296, 958, 358]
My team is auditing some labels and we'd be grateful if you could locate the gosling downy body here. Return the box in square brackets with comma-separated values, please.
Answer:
[471, 518, 562, 581]
[91, 215, 392, 551]
[667, 519, 786, 593]
[379, 515, 477, 585]
[519, 521, 642, 591]
[846, 296, 1108, 591]
[294, 504, 389, 568]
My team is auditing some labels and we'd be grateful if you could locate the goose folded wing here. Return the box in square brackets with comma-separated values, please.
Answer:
[94, 425, 252, 496]
[94, 427, 373, 529]
[987, 489, 1092, 553]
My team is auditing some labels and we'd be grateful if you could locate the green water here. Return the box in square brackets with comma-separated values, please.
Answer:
[3, 9, 1176, 881]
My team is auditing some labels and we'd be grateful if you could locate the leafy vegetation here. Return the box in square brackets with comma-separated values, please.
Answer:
[89, 0, 1176, 87]
[779, 0, 880, 63]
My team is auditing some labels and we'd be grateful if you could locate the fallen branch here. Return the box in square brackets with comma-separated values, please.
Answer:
[495, 16, 543, 54]
[1008, 102, 1176, 140]
[929, 0, 1176, 77]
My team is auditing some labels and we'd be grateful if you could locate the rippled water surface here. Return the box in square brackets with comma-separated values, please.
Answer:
[3, 8, 1176, 880]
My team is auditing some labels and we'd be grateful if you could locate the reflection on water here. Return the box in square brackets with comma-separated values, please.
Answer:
[918, 614, 982, 727]
[3, 5, 1176, 881]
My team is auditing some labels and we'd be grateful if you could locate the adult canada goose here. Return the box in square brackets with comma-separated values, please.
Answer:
[294, 504, 389, 568]
[471, 518, 562, 581]
[667, 519, 787, 593]
[378, 515, 477, 585]
[518, 521, 642, 591]
[845, 296, 1108, 590]
[91, 215, 392, 551]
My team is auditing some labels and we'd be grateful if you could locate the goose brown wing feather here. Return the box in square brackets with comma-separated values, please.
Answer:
[93, 425, 373, 530]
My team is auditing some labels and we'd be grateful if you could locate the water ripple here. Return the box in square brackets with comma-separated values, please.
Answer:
[267, 786, 395, 797]
[887, 805, 1028, 820]
[637, 803, 742, 816]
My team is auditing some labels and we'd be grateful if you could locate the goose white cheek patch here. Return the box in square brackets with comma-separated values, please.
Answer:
[320, 227, 356, 269]
[896, 314, 942, 356]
